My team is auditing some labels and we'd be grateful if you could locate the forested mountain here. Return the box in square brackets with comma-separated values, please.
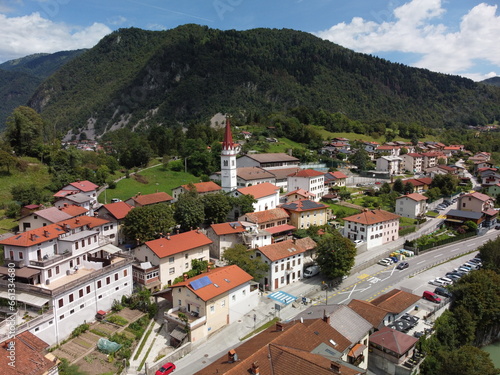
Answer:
[0, 49, 86, 128]
[23, 25, 500, 138]
[482, 77, 500, 87]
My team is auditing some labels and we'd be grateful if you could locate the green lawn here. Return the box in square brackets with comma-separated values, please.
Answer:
[309, 126, 437, 143]
[326, 203, 361, 219]
[100, 165, 201, 203]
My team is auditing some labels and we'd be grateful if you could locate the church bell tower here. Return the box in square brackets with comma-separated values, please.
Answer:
[221, 116, 240, 192]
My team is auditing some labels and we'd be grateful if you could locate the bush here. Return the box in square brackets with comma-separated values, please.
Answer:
[111, 299, 124, 312]
[71, 323, 90, 338]
[106, 179, 117, 189]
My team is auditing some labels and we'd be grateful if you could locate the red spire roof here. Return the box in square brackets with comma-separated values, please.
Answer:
[222, 116, 235, 150]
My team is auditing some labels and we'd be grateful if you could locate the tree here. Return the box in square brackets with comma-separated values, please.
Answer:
[479, 237, 500, 274]
[223, 244, 269, 280]
[393, 178, 404, 194]
[403, 181, 415, 195]
[174, 193, 205, 231]
[122, 204, 175, 243]
[315, 231, 356, 279]
[230, 194, 256, 218]
[0, 150, 16, 173]
[379, 182, 391, 194]
[4, 106, 45, 157]
[442, 346, 500, 375]
[202, 193, 232, 224]
[11, 183, 46, 206]
[349, 148, 370, 171]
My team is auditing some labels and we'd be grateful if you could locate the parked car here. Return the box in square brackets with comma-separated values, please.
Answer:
[378, 258, 392, 266]
[463, 262, 480, 270]
[110, 198, 122, 203]
[440, 276, 454, 285]
[396, 261, 409, 270]
[429, 278, 451, 287]
[423, 291, 442, 303]
[468, 258, 482, 264]
[304, 265, 320, 278]
[456, 267, 470, 273]
[390, 256, 399, 263]
[156, 362, 176, 375]
[445, 273, 461, 281]
[434, 287, 453, 299]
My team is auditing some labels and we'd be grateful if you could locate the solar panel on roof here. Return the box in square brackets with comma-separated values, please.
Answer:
[190, 275, 212, 290]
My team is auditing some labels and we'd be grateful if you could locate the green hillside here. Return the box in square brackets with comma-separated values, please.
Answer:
[28, 25, 500, 138]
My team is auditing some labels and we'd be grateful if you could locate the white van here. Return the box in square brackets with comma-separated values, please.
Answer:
[304, 265, 320, 278]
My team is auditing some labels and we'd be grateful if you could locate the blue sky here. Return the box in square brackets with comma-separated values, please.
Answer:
[0, 0, 499, 81]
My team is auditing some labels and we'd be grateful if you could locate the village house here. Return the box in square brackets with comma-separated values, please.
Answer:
[295, 304, 372, 370]
[401, 177, 433, 193]
[236, 152, 300, 169]
[486, 183, 500, 198]
[53, 180, 99, 210]
[210, 166, 276, 188]
[164, 265, 259, 345]
[53, 192, 94, 215]
[375, 145, 400, 157]
[233, 182, 281, 212]
[473, 160, 495, 173]
[1, 331, 60, 375]
[125, 191, 174, 207]
[478, 168, 500, 187]
[376, 156, 403, 176]
[287, 169, 325, 201]
[458, 191, 495, 212]
[284, 188, 315, 203]
[96, 201, 134, 245]
[239, 208, 294, 243]
[18, 205, 88, 232]
[400, 153, 423, 173]
[0, 216, 132, 345]
[343, 209, 400, 249]
[195, 319, 367, 375]
[134, 229, 212, 287]
[132, 261, 161, 292]
[395, 193, 428, 219]
[281, 199, 329, 229]
[171, 181, 222, 202]
[324, 170, 348, 189]
[265, 167, 302, 192]
[254, 239, 307, 291]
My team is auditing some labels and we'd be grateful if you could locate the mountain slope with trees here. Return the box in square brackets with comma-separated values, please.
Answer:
[0, 49, 86, 128]
[27, 25, 500, 138]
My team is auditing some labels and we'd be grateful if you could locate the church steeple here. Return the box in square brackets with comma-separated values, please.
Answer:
[222, 116, 235, 151]
[220, 115, 240, 192]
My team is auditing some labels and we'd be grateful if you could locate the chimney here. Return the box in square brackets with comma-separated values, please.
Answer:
[196, 227, 200, 233]
[276, 322, 283, 331]
[323, 310, 330, 324]
[75, 218, 80, 224]
[207, 264, 211, 273]
[251, 362, 260, 375]
[30, 233, 35, 241]
[183, 273, 188, 281]
[64, 203, 68, 207]
[166, 233, 171, 240]
[227, 349, 238, 363]
[330, 361, 341, 374]
[43, 230, 49, 238]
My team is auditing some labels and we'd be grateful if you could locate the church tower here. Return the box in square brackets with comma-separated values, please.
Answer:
[221, 116, 240, 192]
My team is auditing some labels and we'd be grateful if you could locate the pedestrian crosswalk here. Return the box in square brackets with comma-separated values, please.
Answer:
[268, 291, 297, 305]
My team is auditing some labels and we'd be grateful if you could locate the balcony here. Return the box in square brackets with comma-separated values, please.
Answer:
[3, 259, 26, 268]
[164, 306, 206, 330]
[29, 251, 72, 268]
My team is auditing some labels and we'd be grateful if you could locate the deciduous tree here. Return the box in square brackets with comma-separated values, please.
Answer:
[315, 231, 356, 279]
[122, 204, 175, 243]
[223, 244, 269, 281]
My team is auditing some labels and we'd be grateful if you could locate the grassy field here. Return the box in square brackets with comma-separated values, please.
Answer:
[0, 158, 52, 204]
[309, 126, 437, 143]
[99, 164, 200, 203]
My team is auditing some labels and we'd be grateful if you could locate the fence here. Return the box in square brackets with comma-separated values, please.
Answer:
[414, 231, 476, 253]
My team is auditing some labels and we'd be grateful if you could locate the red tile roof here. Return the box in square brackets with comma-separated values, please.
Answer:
[257, 239, 306, 262]
[131, 192, 174, 206]
[1, 331, 56, 375]
[287, 169, 324, 178]
[0, 216, 109, 247]
[462, 191, 493, 202]
[101, 201, 134, 219]
[210, 222, 246, 236]
[395, 193, 428, 202]
[285, 188, 314, 198]
[329, 171, 348, 179]
[59, 204, 89, 217]
[145, 230, 212, 258]
[263, 224, 297, 234]
[241, 208, 289, 224]
[174, 265, 252, 301]
[343, 209, 400, 225]
[370, 289, 421, 313]
[181, 181, 222, 193]
[237, 182, 280, 199]
[68, 180, 99, 192]
[347, 299, 390, 329]
[370, 326, 418, 355]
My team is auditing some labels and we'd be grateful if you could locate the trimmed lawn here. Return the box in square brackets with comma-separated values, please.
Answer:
[99, 165, 201, 203]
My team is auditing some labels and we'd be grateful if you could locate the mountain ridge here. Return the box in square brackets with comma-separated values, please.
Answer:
[6, 25, 500, 136]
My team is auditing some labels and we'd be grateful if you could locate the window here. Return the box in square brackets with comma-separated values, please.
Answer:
[169, 267, 175, 275]
[124, 269, 128, 277]
[56, 266, 60, 274]
[97, 280, 102, 288]
[18, 252, 23, 259]
[80, 304, 85, 309]
[98, 295, 102, 299]
[106, 277, 110, 285]
[232, 295, 236, 301]
[275, 266, 278, 273]
[210, 305, 215, 313]
[185, 263, 188, 269]
[221, 300, 225, 307]
[70, 309, 75, 314]
[48, 269, 52, 278]
[115, 273, 119, 281]
[70, 260, 73, 268]
[58, 298, 63, 308]
[169, 257, 174, 263]
[68, 293, 74, 303]
[81, 240, 85, 248]
[185, 253, 188, 259]
[59, 314, 64, 320]
[281, 264, 284, 271]
[79, 289, 83, 298]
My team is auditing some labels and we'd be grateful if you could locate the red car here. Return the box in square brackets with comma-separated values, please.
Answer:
[156, 362, 176, 375]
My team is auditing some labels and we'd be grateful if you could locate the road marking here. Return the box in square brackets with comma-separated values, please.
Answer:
[357, 274, 370, 280]
[451, 249, 458, 252]
[417, 261, 425, 265]
[434, 254, 443, 258]
[466, 244, 473, 247]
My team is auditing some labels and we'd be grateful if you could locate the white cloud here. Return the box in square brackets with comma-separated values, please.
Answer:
[0, 12, 111, 62]
[315, 0, 500, 79]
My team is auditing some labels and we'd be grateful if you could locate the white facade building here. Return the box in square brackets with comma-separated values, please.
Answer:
[233, 182, 280, 212]
[395, 193, 428, 219]
[286, 169, 325, 201]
